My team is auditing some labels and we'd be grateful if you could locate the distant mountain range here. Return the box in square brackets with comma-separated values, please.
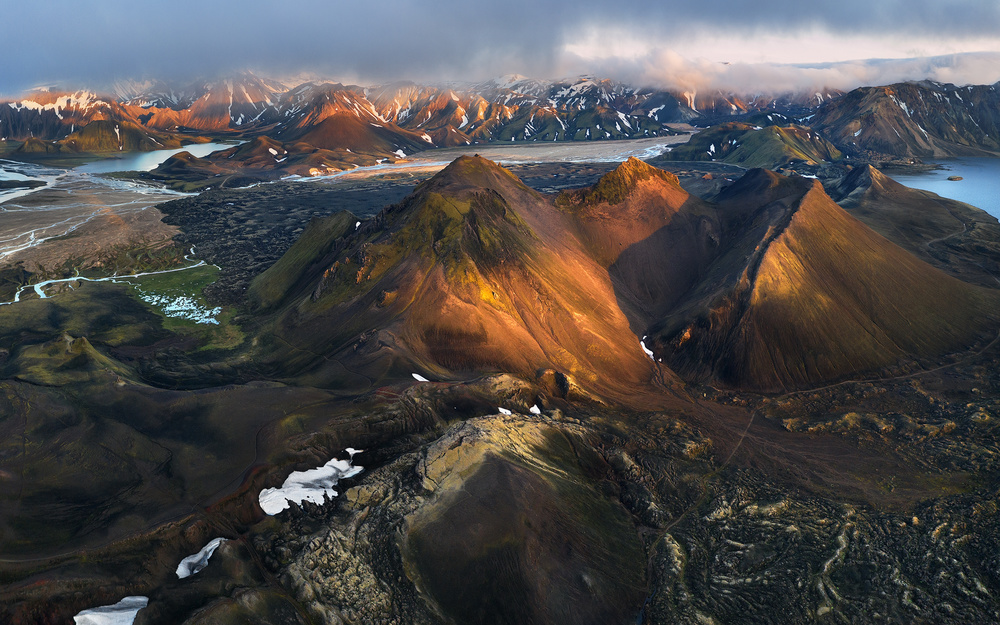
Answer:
[2, 72, 999, 170]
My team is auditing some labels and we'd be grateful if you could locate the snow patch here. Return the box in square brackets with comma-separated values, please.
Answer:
[176, 538, 227, 579]
[412, 373, 429, 382]
[529, 404, 541, 415]
[258, 454, 363, 515]
[73, 596, 149, 625]
[498, 407, 513, 415]
[640, 337, 655, 360]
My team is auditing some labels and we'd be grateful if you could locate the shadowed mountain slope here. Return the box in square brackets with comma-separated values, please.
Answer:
[645, 169, 1000, 391]
[812, 81, 1000, 158]
[556, 157, 721, 329]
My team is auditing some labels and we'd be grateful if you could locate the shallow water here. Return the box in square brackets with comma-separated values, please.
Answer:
[889, 158, 1000, 221]
[0, 170, 186, 261]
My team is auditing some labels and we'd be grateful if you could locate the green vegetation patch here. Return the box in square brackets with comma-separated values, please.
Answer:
[119, 264, 244, 350]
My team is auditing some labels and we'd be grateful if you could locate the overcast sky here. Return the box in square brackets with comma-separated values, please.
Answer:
[3, 0, 1000, 96]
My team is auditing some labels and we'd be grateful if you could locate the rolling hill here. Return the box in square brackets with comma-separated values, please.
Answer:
[655, 121, 842, 170]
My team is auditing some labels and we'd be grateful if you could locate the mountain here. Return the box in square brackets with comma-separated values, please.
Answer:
[828, 164, 1000, 287]
[248, 156, 1000, 395]
[0, 75, 852, 157]
[118, 73, 287, 131]
[554, 157, 721, 328]
[0, 90, 125, 141]
[812, 81, 1000, 158]
[654, 120, 842, 170]
[16, 119, 187, 154]
[248, 155, 664, 398]
[369, 77, 683, 145]
[270, 82, 429, 153]
[643, 169, 1000, 390]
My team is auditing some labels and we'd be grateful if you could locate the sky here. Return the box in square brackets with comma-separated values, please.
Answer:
[3, 0, 1000, 96]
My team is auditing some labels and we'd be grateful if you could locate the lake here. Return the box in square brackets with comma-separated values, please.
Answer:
[74, 142, 239, 173]
[889, 158, 1000, 221]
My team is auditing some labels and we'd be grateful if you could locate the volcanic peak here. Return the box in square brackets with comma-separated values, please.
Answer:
[559, 157, 682, 208]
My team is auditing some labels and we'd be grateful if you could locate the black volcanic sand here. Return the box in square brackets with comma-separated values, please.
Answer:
[157, 177, 427, 304]
[0, 179, 46, 190]
[156, 161, 739, 304]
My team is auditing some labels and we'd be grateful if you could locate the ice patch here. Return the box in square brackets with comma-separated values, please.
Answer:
[258, 455, 363, 515]
[73, 596, 148, 625]
[134, 290, 222, 325]
[640, 337, 655, 360]
[176, 538, 227, 579]
[412, 373, 429, 382]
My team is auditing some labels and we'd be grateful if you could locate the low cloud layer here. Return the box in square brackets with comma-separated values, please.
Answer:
[587, 51, 1000, 95]
[3, 0, 1000, 96]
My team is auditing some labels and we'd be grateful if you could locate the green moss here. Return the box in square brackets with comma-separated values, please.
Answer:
[118, 264, 244, 351]
[249, 212, 356, 310]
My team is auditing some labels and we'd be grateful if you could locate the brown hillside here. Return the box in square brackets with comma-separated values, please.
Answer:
[652, 172, 1000, 390]
[251, 155, 665, 400]
[829, 165, 1000, 287]
[558, 157, 721, 328]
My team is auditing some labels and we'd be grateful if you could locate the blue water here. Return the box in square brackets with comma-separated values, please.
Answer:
[75, 142, 238, 174]
[889, 158, 1000, 222]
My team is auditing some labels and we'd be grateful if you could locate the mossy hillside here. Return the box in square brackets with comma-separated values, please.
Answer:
[0, 282, 173, 352]
[729, 125, 842, 168]
[249, 211, 358, 310]
[295, 156, 538, 305]
[659, 122, 842, 169]
[297, 186, 538, 317]
[8, 334, 135, 386]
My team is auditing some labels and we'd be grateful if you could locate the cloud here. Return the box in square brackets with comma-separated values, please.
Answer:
[581, 50, 1000, 95]
[2, 0, 1000, 96]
